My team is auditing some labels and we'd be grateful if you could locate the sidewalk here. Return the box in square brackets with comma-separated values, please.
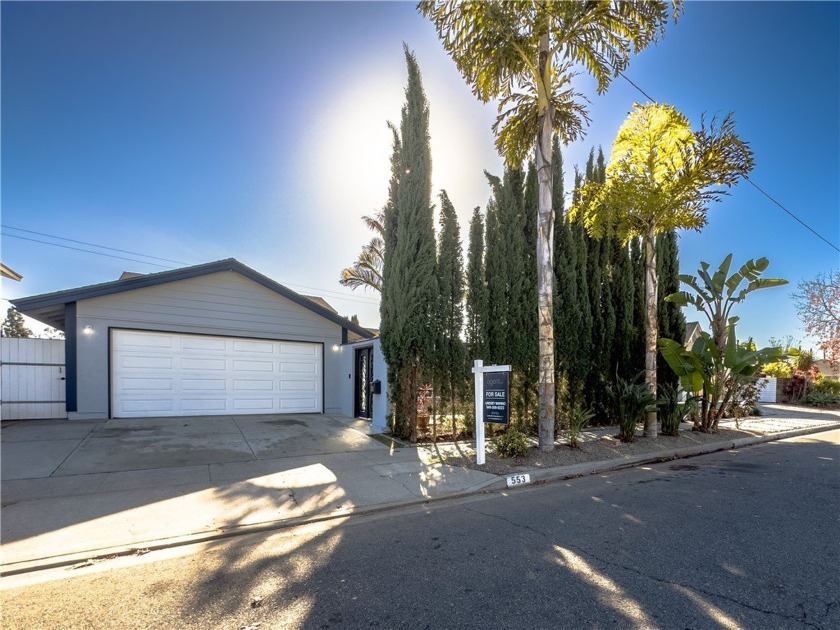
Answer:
[2, 404, 838, 576]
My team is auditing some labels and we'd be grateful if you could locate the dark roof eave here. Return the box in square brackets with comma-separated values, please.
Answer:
[11, 258, 374, 340]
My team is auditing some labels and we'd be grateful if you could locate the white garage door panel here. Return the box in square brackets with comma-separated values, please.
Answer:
[112, 330, 323, 418]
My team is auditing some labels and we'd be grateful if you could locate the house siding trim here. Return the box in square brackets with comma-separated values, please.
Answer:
[65, 302, 77, 413]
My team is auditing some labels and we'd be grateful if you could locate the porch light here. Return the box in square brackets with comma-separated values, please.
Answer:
[332, 344, 340, 352]
[82, 325, 95, 335]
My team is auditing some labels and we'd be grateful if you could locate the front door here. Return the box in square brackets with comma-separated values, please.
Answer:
[354, 347, 373, 419]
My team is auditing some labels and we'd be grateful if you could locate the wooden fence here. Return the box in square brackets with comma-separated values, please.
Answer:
[0, 338, 66, 420]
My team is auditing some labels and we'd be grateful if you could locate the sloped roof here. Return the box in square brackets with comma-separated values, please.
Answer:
[12, 258, 374, 339]
[1, 263, 23, 282]
[302, 295, 338, 314]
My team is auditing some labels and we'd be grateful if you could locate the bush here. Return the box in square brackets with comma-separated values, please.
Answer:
[658, 385, 699, 436]
[814, 378, 840, 397]
[608, 373, 657, 443]
[786, 366, 821, 403]
[803, 391, 840, 407]
[568, 406, 594, 449]
[492, 426, 529, 458]
[723, 376, 766, 427]
[763, 361, 793, 378]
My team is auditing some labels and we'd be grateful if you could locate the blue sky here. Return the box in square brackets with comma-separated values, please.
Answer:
[2, 1, 838, 350]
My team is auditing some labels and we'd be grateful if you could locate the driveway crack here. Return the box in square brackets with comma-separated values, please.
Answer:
[231, 416, 257, 460]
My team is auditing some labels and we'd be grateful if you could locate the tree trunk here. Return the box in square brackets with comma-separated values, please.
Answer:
[643, 228, 658, 438]
[536, 30, 555, 452]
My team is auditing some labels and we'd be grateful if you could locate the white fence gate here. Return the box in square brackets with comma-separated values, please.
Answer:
[757, 377, 777, 403]
[0, 338, 66, 420]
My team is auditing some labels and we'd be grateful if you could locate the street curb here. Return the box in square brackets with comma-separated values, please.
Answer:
[510, 422, 840, 486]
[3, 422, 838, 578]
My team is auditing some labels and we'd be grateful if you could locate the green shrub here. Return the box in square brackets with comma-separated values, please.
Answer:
[568, 407, 595, 449]
[803, 391, 840, 407]
[492, 426, 529, 458]
[814, 378, 840, 397]
[658, 385, 700, 436]
[608, 373, 657, 443]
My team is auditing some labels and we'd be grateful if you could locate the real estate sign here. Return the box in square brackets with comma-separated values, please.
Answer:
[482, 371, 509, 424]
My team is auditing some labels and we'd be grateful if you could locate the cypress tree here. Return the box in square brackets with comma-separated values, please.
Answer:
[521, 162, 540, 423]
[630, 237, 647, 376]
[500, 166, 530, 423]
[465, 206, 486, 362]
[379, 47, 437, 442]
[612, 240, 636, 379]
[656, 230, 685, 392]
[583, 151, 606, 415]
[569, 200, 592, 406]
[435, 190, 465, 427]
[483, 194, 506, 364]
[379, 125, 402, 430]
[551, 138, 577, 419]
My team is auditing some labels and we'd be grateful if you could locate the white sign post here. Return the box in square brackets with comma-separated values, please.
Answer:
[472, 359, 511, 466]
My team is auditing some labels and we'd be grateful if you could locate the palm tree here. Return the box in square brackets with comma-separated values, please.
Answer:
[419, 0, 681, 450]
[340, 211, 384, 293]
[572, 103, 754, 437]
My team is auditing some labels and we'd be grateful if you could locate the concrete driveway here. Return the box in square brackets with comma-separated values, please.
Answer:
[0, 415, 497, 570]
[1, 414, 384, 480]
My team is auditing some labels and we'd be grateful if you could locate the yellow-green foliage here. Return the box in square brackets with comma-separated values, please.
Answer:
[763, 361, 793, 378]
[570, 103, 754, 242]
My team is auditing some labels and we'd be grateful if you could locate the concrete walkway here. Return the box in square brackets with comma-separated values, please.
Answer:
[1, 405, 838, 575]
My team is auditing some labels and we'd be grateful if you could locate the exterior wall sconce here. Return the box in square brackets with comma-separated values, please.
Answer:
[332, 344, 340, 352]
[82, 325, 95, 335]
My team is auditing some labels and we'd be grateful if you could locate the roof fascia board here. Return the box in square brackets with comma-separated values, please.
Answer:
[12, 259, 373, 339]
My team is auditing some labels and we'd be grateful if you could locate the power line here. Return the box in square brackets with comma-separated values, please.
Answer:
[743, 176, 840, 253]
[2, 233, 174, 268]
[609, 67, 840, 253]
[283, 281, 380, 304]
[2, 227, 380, 304]
[1, 225, 191, 265]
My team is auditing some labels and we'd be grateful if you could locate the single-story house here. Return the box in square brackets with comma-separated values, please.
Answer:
[12, 259, 388, 429]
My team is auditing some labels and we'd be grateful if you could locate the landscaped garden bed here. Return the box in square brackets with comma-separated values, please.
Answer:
[440, 426, 754, 476]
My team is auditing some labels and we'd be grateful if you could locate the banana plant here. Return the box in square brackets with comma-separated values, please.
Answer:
[666, 254, 787, 353]
[659, 324, 783, 432]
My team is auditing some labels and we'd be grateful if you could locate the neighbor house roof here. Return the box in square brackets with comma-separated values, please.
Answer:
[11, 258, 374, 339]
[1, 263, 23, 282]
[684, 321, 702, 347]
[302, 295, 338, 314]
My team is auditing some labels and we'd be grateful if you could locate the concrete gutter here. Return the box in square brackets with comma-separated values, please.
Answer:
[3, 422, 838, 578]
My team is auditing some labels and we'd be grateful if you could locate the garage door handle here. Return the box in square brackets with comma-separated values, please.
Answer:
[58, 377, 66, 381]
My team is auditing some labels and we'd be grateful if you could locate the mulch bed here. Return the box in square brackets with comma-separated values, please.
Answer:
[444, 427, 754, 476]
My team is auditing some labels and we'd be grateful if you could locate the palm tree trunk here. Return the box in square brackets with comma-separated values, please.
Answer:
[536, 29, 555, 452]
[643, 228, 658, 438]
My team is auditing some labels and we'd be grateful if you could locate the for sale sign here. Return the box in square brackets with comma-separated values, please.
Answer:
[483, 371, 510, 424]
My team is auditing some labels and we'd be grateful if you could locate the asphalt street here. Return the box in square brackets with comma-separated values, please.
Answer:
[2, 430, 838, 630]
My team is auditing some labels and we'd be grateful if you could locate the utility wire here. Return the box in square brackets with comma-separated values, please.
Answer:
[2, 227, 380, 305]
[2, 233, 173, 268]
[742, 175, 840, 253]
[283, 282, 380, 304]
[1, 224, 191, 265]
[609, 66, 840, 253]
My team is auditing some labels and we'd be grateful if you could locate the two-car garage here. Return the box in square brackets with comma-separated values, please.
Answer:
[111, 330, 323, 418]
[12, 259, 373, 420]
